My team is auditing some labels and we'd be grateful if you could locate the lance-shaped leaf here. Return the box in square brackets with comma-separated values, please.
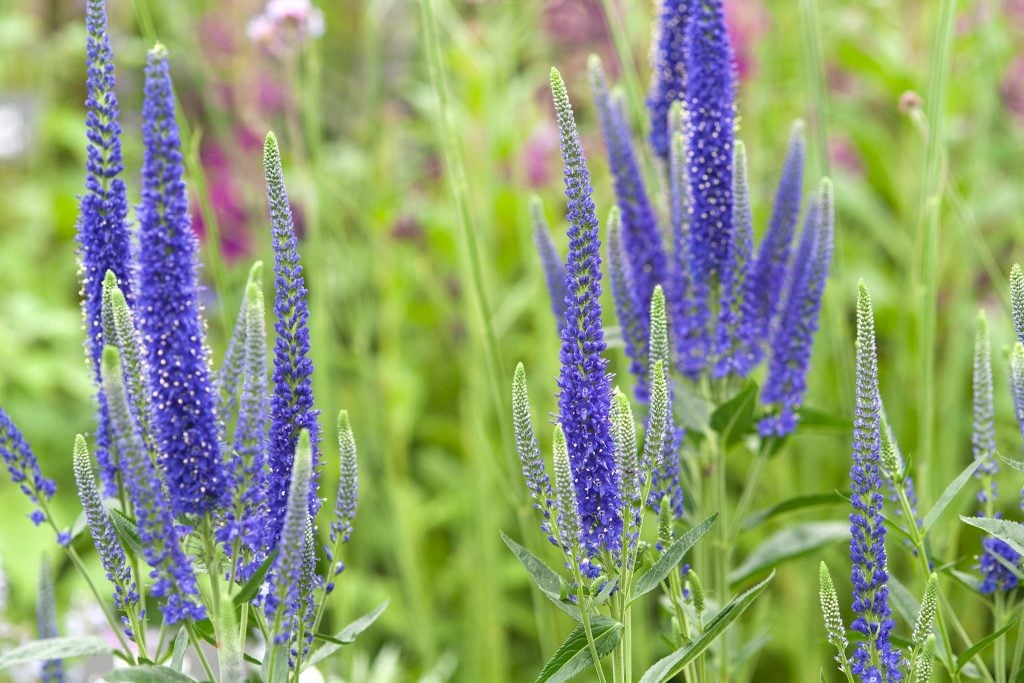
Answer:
[535, 615, 623, 683]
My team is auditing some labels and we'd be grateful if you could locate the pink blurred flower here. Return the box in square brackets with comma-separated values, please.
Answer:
[1002, 53, 1024, 125]
[521, 122, 559, 189]
[724, 0, 768, 79]
[248, 0, 324, 55]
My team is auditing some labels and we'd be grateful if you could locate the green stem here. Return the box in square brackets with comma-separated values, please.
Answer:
[712, 435, 730, 681]
[185, 621, 216, 682]
[569, 553, 608, 683]
[995, 593, 1007, 683]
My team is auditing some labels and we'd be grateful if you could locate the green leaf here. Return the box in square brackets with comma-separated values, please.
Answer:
[710, 381, 758, 445]
[887, 574, 920, 631]
[304, 601, 390, 669]
[104, 665, 198, 682]
[921, 459, 983, 533]
[742, 492, 847, 530]
[215, 594, 243, 682]
[262, 642, 289, 683]
[170, 628, 188, 672]
[1000, 456, 1024, 475]
[501, 531, 582, 621]
[794, 406, 851, 433]
[729, 522, 848, 586]
[960, 516, 1024, 555]
[535, 615, 622, 683]
[675, 383, 712, 433]
[106, 506, 146, 558]
[956, 621, 1017, 672]
[593, 578, 618, 608]
[232, 550, 277, 606]
[638, 572, 775, 683]
[0, 637, 113, 669]
[630, 515, 717, 604]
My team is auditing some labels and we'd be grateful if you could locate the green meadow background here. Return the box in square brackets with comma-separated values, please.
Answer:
[2, 0, 1024, 680]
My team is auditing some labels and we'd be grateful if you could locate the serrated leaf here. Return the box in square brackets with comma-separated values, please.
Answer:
[594, 578, 618, 608]
[0, 637, 113, 669]
[304, 601, 390, 669]
[501, 531, 582, 621]
[742, 492, 847, 530]
[104, 665, 198, 682]
[638, 572, 775, 683]
[232, 550, 277, 606]
[960, 516, 1024, 555]
[956, 621, 1016, 672]
[535, 615, 622, 683]
[729, 522, 848, 586]
[921, 459, 982, 533]
[106, 506, 146, 558]
[630, 515, 716, 605]
[710, 381, 758, 445]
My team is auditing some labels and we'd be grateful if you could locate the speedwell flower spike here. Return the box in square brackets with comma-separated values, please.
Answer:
[0, 408, 57, 527]
[849, 282, 902, 681]
[818, 561, 850, 676]
[972, 312, 998, 508]
[327, 410, 359, 585]
[909, 574, 938, 665]
[647, 0, 692, 162]
[712, 139, 754, 378]
[223, 277, 270, 557]
[610, 388, 639, 538]
[550, 67, 622, 556]
[1011, 263, 1024, 345]
[552, 424, 582, 557]
[137, 44, 226, 517]
[590, 54, 668, 367]
[80, 0, 135, 497]
[607, 208, 648, 398]
[1010, 342, 1024, 450]
[38, 556, 63, 683]
[735, 122, 806, 375]
[102, 346, 205, 624]
[646, 287, 683, 517]
[685, 0, 735, 281]
[530, 197, 567, 327]
[264, 131, 322, 548]
[267, 428, 314, 645]
[102, 272, 153, 450]
[73, 435, 138, 614]
[512, 363, 556, 546]
[219, 261, 265, 431]
[759, 179, 834, 437]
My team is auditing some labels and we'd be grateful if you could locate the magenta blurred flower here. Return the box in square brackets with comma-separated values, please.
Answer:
[521, 122, 559, 189]
[724, 0, 767, 79]
[1002, 54, 1024, 125]
[248, 0, 324, 55]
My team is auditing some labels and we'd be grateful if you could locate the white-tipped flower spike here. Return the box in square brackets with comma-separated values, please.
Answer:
[818, 562, 849, 673]
[1009, 342, 1024, 445]
[512, 363, 555, 545]
[643, 359, 671, 481]
[531, 197, 567, 326]
[911, 574, 939, 657]
[219, 261, 265, 427]
[1011, 263, 1024, 345]
[657, 496, 673, 548]
[37, 555, 63, 683]
[689, 569, 705, 617]
[552, 424, 581, 556]
[973, 312, 998, 511]
[101, 270, 152, 449]
[879, 415, 903, 481]
[325, 410, 359, 593]
[267, 428, 314, 646]
[610, 388, 638, 507]
[915, 636, 935, 683]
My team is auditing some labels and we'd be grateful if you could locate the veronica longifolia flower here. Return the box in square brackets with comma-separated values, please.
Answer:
[648, 0, 692, 162]
[264, 132, 321, 550]
[79, 0, 135, 496]
[550, 68, 621, 556]
[848, 283, 902, 681]
[136, 45, 226, 516]
[0, 409, 57, 528]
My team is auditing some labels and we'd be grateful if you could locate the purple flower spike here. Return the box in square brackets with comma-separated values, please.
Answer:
[735, 122, 805, 375]
[79, 0, 135, 497]
[685, 0, 736, 282]
[759, 180, 833, 437]
[590, 55, 668, 398]
[530, 197, 568, 327]
[264, 132, 321, 551]
[848, 283, 903, 682]
[648, 0, 693, 162]
[136, 45, 226, 517]
[550, 68, 622, 556]
[0, 408, 57, 526]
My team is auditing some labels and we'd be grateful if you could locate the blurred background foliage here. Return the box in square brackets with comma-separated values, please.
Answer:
[3, 0, 1024, 680]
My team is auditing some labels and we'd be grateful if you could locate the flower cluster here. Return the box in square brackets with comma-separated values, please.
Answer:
[535, 0, 834, 440]
[0, 0, 370, 675]
[247, 0, 325, 55]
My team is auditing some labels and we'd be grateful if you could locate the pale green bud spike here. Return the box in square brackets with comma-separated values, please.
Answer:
[1011, 263, 1024, 345]
[512, 363, 553, 512]
[219, 261, 266, 429]
[101, 270, 118, 355]
[818, 562, 848, 653]
[879, 414, 903, 479]
[335, 409, 358, 544]
[109, 280, 152, 447]
[553, 424, 581, 552]
[669, 125, 690, 234]
[610, 387, 638, 505]
[271, 429, 314, 640]
[911, 573, 939, 650]
[689, 569, 705, 616]
[657, 496, 673, 547]
[915, 636, 935, 683]
[642, 359, 670, 473]
[731, 140, 752, 264]
[649, 285, 669, 369]
[1011, 343, 1024, 431]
